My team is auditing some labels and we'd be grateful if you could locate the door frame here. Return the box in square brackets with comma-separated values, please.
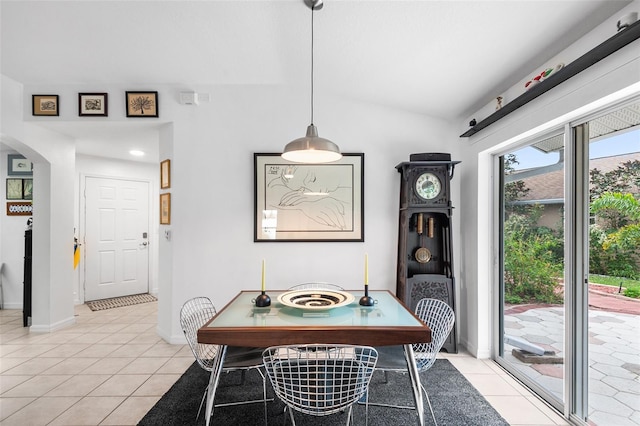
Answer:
[491, 95, 640, 424]
[78, 173, 156, 304]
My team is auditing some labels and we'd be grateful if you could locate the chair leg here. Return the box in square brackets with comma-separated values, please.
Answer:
[345, 406, 353, 426]
[196, 387, 207, 421]
[422, 384, 437, 426]
[258, 368, 268, 426]
[287, 406, 296, 426]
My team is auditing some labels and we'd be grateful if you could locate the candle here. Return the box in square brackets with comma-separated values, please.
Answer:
[364, 253, 369, 286]
[261, 259, 266, 292]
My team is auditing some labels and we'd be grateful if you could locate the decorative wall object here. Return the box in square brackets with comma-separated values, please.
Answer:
[254, 153, 364, 242]
[22, 179, 33, 200]
[32, 94, 59, 116]
[6, 178, 33, 200]
[6, 202, 32, 216]
[6, 178, 23, 200]
[7, 154, 33, 176]
[160, 193, 171, 224]
[126, 91, 158, 117]
[78, 93, 108, 116]
[160, 159, 171, 189]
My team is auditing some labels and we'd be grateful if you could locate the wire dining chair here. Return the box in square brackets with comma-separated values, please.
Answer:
[287, 282, 345, 291]
[180, 297, 269, 425]
[367, 298, 455, 426]
[263, 344, 378, 426]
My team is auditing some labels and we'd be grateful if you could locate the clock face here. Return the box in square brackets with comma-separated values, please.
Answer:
[415, 172, 442, 200]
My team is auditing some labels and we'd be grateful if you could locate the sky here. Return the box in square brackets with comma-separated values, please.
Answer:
[512, 127, 640, 170]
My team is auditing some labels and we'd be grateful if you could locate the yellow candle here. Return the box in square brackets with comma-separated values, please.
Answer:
[261, 259, 266, 292]
[364, 253, 369, 285]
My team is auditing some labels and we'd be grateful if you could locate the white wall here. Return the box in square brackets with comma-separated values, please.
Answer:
[3, 75, 461, 340]
[162, 84, 460, 343]
[457, 1, 640, 358]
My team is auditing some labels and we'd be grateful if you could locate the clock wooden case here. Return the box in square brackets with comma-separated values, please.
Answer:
[396, 153, 460, 352]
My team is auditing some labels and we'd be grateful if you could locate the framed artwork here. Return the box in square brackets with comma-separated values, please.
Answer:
[32, 94, 59, 116]
[7, 154, 33, 176]
[254, 153, 364, 242]
[23, 179, 33, 200]
[6, 202, 32, 216]
[126, 91, 158, 117]
[160, 193, 171, 225]
[6, 178, 23, 200]
[160, 159, 171, 189]
[79, 93, 108, 116]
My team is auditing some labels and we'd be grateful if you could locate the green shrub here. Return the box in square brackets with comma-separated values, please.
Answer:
[623, 286, 640, 299]
[504, 214, 563, 304]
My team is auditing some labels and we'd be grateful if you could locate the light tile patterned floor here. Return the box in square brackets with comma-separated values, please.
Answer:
[0, 302, 568, 425]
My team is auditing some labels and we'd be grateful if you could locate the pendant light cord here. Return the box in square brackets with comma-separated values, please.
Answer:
[310, 5, 315, 125]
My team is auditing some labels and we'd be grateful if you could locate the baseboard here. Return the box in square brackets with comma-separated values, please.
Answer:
[30, 315, 76, 333]
[0, 303, 22, 310]
[157, 325, 186, 345]
[460, 337, 492, 359]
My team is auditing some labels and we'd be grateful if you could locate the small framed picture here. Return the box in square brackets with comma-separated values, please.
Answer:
[160, 159, 171, 189]
[6, 202, 33, 216]
[23, 179, 33, 200]
[6, 178, 23, 200]
[32, 94, 59, 116]
[79, 93, 108, 116]
[160, 193, 171, 225]
[8, 154, 33, 176]
[126, 91, 158, 117]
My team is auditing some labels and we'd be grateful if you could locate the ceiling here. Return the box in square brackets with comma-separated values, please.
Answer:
[0, 0, 633, 163]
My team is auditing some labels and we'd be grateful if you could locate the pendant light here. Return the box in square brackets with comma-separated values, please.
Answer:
[282, 0, 342, 163]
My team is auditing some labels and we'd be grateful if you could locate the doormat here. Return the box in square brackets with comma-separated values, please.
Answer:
[86, 293, 157, 311]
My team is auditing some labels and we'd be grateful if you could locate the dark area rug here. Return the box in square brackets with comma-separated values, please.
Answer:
[139, 359, 508, 426]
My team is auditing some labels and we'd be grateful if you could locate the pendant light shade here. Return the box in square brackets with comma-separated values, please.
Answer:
[282, 124, 341, 163]
[282, 0, 341, 164]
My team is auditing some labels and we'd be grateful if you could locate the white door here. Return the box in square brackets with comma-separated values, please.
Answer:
[84, 177, 150, 301]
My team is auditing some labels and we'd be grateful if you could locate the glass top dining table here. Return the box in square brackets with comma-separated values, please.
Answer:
[197, 289, 432, 426]
[197, 290, 431, 347]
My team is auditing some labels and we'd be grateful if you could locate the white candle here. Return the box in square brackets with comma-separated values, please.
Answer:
[261, 259, 265, 292]
[364, 253, 369, 286]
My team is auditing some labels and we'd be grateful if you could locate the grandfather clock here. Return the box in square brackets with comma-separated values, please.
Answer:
[396, 153, 460, 353]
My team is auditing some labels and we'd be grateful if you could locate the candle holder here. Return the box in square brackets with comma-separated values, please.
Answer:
[359, 286, 375, 306]
[255, 291, 271, 307]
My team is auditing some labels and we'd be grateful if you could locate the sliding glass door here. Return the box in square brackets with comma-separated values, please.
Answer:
[585, 109, 640, 426]
[498, 132, 566, 410]
[496, 100, 640, 424]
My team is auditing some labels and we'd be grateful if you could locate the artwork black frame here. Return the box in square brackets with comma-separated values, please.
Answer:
[32, 94, 59, 116]
[254, 153, 364, 242]
[126, 91, 158, 117]
[79, 93, 108, 116]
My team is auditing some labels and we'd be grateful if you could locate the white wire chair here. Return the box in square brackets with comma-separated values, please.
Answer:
[263, 344, 378, 425]
[180, 297, 269, 425]
[367, 298, 455, 426]
[287, 282, 345, 291]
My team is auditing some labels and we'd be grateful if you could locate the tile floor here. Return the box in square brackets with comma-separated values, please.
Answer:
[0, 302, 569, 425]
